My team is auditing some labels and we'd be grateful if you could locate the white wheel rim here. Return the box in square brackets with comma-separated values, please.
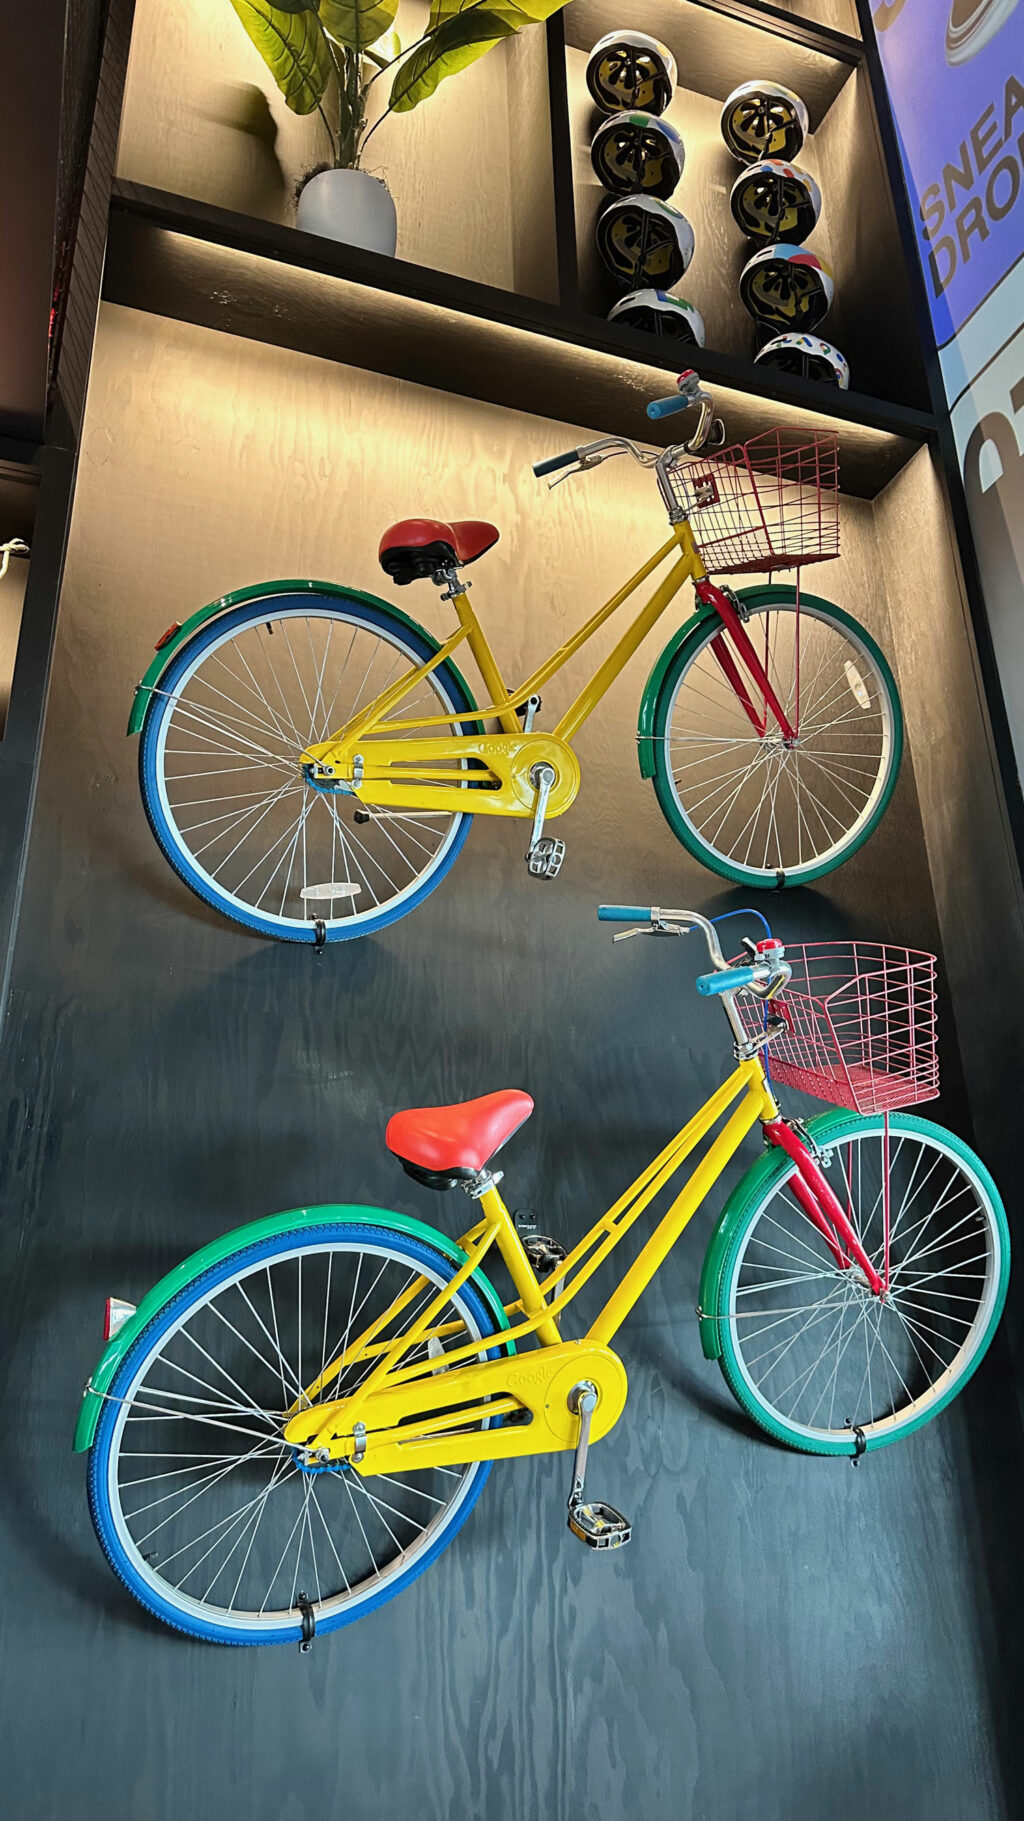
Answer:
[103, 1240, 492, 1635]
[663, 603, 896, 881]
[151, 603, 469, 934]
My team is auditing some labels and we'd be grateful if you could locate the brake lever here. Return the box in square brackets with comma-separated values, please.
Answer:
[611, 917, 688, 943]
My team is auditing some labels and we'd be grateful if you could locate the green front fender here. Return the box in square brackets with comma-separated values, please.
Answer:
[73, 1203, 513, 1452]
[127, 579, 480, 736]
[636, 584, 839, 780]
[696, 1108, 879, 1359]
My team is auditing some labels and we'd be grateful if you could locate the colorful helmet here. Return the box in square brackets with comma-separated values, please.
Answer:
[739, 243, 834, 331]
[608, 290, 705, 345]
[730, 159, 821, 245]
[586, 31, 677, 115]
[754, 333, 849, 389]
[591, 112, 685, 199]
[595, 194, 695, 288]
[721, 80, 809, 165]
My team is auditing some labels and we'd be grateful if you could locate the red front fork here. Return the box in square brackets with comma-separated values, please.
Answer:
[696, 577, 798, 744]
[763, 1118, 884, 1297]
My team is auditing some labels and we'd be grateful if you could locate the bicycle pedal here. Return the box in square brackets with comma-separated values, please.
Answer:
[568, 1500, 632, 1551]
[523, 1234, 568, 1275]
[526, 837, 565, 880]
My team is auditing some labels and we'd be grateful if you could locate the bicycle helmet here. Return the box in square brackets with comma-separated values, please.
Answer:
[730, 159, 821, 245]
[586, 30, 677, 115]
[739, 243, 834, 331]
[608, 290, 705, 345]
[595, 194, 695, 288]
[590, 112, 685, 199]
[946, 0, 1021, 65]
[754, 332, 849, 389]
[720, 80, 809, 165]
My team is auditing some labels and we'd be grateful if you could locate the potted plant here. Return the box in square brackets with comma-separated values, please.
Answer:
[229, 0, 566, 254]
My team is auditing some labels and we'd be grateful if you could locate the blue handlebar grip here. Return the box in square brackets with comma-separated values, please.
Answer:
[647, 394, 692, 421]
[696, 966, 758, 996]
[533, 448, 578, 477]
[598, 904, 651, 922]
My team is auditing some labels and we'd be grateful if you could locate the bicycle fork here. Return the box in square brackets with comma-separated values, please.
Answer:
[763, 1118, 884, 1296]
[697, 577, 798, 745]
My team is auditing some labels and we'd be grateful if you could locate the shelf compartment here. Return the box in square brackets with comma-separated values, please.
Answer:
[115, 0, 559, 305]
[562, 3, 926, 411]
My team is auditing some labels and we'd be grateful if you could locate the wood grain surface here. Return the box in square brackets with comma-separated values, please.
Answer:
[0, 308, 1021, 1820]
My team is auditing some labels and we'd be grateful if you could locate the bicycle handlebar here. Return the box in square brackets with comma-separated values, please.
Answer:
[647, 393, 693, 421]
[597, 904, 650, 921]
[696, 966, 759, 997]
[533, 448, 580, 478]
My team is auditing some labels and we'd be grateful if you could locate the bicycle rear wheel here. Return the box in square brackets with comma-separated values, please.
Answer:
[711, 1113, 1009, 1454]
[88, 1219, 504, 1644]
[138, 590, 477, 941]
[650, 591, 902, 886]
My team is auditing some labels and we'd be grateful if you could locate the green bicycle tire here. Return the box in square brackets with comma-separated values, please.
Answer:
[649, 592, 904, 887]
[709, 1111, 1010, 1455]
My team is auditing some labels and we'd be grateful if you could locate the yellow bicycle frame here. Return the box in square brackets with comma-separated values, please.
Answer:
[283, 1055, 780, 1475]
[299, 523, 708, 817]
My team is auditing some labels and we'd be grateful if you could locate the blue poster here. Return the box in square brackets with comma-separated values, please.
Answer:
[871, 0, 1024, 347]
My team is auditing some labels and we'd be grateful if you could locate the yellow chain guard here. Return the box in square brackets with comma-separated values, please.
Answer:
[282, 1340, 628, 1474]
[304, 732, 581, 820]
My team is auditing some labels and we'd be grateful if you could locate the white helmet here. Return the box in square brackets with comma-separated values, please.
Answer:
[754, 333, 849, 389]
[586, 31, 677, 115]
[739, 243, 834, 331]
[591, 111, 685, 199]
[730, 159, 821, 245]
[609, 291, 705, 346]
[595, 194, 695, 289]
[721, 80, 809, 165]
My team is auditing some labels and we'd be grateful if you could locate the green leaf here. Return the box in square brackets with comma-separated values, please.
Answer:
[390, 9, 515, 112]
[319, 0, 399, 51]
[227, 0, 332, 114]
[427, 0, 567, 32]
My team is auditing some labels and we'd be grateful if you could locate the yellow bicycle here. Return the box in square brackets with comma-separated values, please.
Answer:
[131, 373, 903, 940]
[78, 907, 1008, 1644]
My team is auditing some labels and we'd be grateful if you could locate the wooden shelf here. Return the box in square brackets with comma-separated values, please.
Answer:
[104, 182, 933, 500]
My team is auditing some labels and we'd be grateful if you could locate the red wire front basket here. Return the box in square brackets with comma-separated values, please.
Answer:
[666, 429, 840, 575]
[734, 942, 940, 1115]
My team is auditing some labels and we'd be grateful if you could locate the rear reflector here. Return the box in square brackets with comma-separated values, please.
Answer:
[104, 1297, 137, 1341]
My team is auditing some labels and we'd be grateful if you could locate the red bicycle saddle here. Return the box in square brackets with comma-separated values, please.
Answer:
[386, 1089, 533, 1182]
[378, 518, 499, 586]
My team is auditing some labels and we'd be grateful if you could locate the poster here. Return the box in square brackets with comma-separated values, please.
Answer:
[870, 0, 1024, 783]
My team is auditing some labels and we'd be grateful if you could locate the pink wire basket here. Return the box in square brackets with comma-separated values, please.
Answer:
[666, 429, 840, 575]
[734, 941, 940, 1114]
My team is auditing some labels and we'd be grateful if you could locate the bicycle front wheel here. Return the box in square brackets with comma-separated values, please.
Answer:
[88, 1218, 506, 1644]
[138, 589, 477, 941]
[711, 1113, 1009, 1454]
[650, 591, 902, 886]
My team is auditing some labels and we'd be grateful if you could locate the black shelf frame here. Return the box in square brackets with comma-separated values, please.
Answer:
[105, 177, 933, 498]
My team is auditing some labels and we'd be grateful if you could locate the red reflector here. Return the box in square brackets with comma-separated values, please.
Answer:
[155, 621, 182, 650]
[103, 1297, 115, 1342]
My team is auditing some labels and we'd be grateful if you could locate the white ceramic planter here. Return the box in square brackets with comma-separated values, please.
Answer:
[295, 168, 398, 255]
